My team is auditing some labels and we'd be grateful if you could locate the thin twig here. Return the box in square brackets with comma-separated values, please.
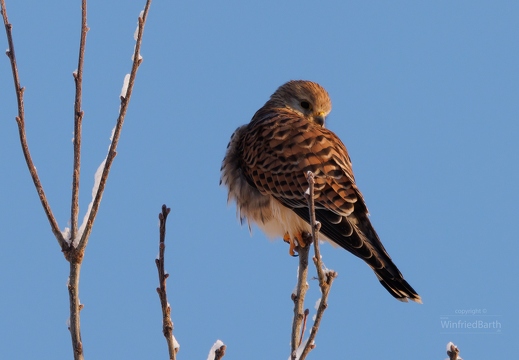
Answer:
[300, 270, 336, 359]
[1, 0, 68, 251]
[305, 172, 326, 286]
[155, 205, 178, 360]
[70, 0, 89, 243]
[214, 345, 227, 360]
[290, 233, 311, 359]
[298, 172, 338, 360]
[75, 0, 152, 254]
[299, 309, 309, 347]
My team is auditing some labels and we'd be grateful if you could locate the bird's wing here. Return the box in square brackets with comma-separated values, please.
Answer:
[241, 109, 421, 302]
[242, 108, 358, 212]
[241, 108, 361, 235]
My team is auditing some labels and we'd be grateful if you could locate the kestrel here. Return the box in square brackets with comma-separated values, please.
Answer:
[220, 80, 421, 303]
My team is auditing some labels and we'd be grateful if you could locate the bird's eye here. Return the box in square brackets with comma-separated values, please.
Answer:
[300, 101, 310, 109]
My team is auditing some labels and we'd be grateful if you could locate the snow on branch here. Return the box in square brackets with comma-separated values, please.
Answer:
[207, 340, 226, 360]
[446, 342, 462, 360]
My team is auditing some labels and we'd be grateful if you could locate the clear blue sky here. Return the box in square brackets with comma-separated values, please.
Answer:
[1, 1, 517, 359]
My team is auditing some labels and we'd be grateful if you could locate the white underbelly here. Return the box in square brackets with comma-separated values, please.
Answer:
[250, 198, 338, 247]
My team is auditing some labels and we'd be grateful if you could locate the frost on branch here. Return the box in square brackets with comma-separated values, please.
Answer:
[289, 338, 314, 360]
[61, 226, 71, 245]
[75, 159, 106, 246]
[131, 44, 143, 62]
[172, 335, 180, 351]
[120, 74, 130, 99]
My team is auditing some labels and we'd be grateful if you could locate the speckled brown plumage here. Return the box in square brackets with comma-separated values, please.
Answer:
[221, 80, 421, 303]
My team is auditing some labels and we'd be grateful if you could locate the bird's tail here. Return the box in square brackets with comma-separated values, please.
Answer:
[350, 213, 422, 303]
[322, 210, 422, 303]
[372, 265, 422, 303]
[292, 206, 422, 303]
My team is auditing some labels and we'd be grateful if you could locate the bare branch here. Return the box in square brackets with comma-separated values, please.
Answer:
[300, 269, 336, 359]
[70, 0, 89, 243]
[298, 172, 337, 360]
[305, 172, 326, 286]
[299, 309, 309, 347]
[75, 0, 152, 253]
[1, 0, 68, 250]
[68, 261, 84, 360]
[290, 232, 311, 359]
[65, 3, 89, 358]
[155, 205, 178, 360]
[3, 1, 153, 358]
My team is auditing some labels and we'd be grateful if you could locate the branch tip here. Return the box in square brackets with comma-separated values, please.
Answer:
[155, 203, 177, 359]
[214, 345, 227, 360]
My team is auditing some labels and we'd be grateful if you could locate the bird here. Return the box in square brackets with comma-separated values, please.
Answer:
[220, 80, 421, 303]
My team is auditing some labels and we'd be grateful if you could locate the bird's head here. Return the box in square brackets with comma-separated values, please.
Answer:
[268, 80, 332, 127]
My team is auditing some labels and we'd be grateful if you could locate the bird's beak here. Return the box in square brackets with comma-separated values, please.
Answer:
[314, 112, 326, 127]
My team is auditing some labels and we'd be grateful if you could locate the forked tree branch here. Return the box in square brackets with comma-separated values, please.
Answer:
[67, 2, 153, 358]
[155, 205, 178, 360]
[1, 0, 68, 251]
[2, 1, 153, 358]
[75, 0, 152, 255]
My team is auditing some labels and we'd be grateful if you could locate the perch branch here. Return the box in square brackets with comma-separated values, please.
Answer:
[290, 232, 311, 359]
[299, 172, 338, 360]
[1, 0, 68, 251]
[70, 0, 89, 243]
[155, 205, 178, 360]
[75, 0, 152, 254]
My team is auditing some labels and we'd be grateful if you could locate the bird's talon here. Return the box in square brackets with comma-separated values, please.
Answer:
[295, 232, 306, 248]
[285, 232, 299, 256]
